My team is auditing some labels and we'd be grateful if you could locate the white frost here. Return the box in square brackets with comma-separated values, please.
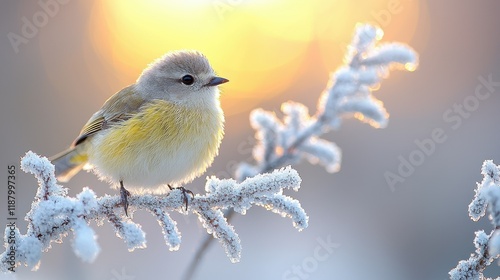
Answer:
[0, 152, 307, 271]
[72, 221, 100, 263]
[118, 222, 147, 251]
[239, 23, 418, 178]
[450, 160, 500, 279]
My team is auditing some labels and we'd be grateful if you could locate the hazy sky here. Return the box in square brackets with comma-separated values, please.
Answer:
[1, 1, 500, 279]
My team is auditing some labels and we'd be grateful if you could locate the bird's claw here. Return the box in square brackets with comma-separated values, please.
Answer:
[168, 184, 194, 211]
[120, 181, 131, 216]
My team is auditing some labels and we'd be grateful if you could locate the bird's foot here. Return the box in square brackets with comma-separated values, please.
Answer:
[120, 181, 131, 216]
[168, 184, 194, 211]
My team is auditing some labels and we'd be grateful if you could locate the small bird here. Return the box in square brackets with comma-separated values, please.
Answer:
[50, 50, 228, 215]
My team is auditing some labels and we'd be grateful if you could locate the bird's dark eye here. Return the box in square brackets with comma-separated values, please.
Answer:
[181, 75, 195, 85]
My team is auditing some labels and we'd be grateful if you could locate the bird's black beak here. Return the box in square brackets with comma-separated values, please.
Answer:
[206, 76, 229, 87]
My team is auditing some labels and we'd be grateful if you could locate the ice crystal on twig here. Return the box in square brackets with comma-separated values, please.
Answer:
[450, 160, 500, 279]
[0, 152, 306, 271]
[236, 24, 418, 181]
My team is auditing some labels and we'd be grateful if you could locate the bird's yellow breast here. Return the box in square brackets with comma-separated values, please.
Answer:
[89, 99, 224, 189]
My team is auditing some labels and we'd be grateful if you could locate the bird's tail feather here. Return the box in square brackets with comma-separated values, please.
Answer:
[49, 147, 87, 182]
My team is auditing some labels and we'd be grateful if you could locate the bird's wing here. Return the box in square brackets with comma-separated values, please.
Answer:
[72, 85, 146, 147]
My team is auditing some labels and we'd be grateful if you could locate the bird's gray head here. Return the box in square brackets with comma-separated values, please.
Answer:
[135, 50, 228, 106]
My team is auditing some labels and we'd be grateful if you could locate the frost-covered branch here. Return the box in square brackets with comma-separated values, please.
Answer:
[450, 160, 500, 280]
[235, 24, 418, 181]
[184, 23, 418, 280]
[0, 152, 307, 272]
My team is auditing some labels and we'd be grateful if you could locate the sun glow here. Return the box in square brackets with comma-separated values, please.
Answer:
[86, 0, 422, 116]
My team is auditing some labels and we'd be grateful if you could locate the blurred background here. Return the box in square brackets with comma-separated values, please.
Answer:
[1, 0, 500, 279]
